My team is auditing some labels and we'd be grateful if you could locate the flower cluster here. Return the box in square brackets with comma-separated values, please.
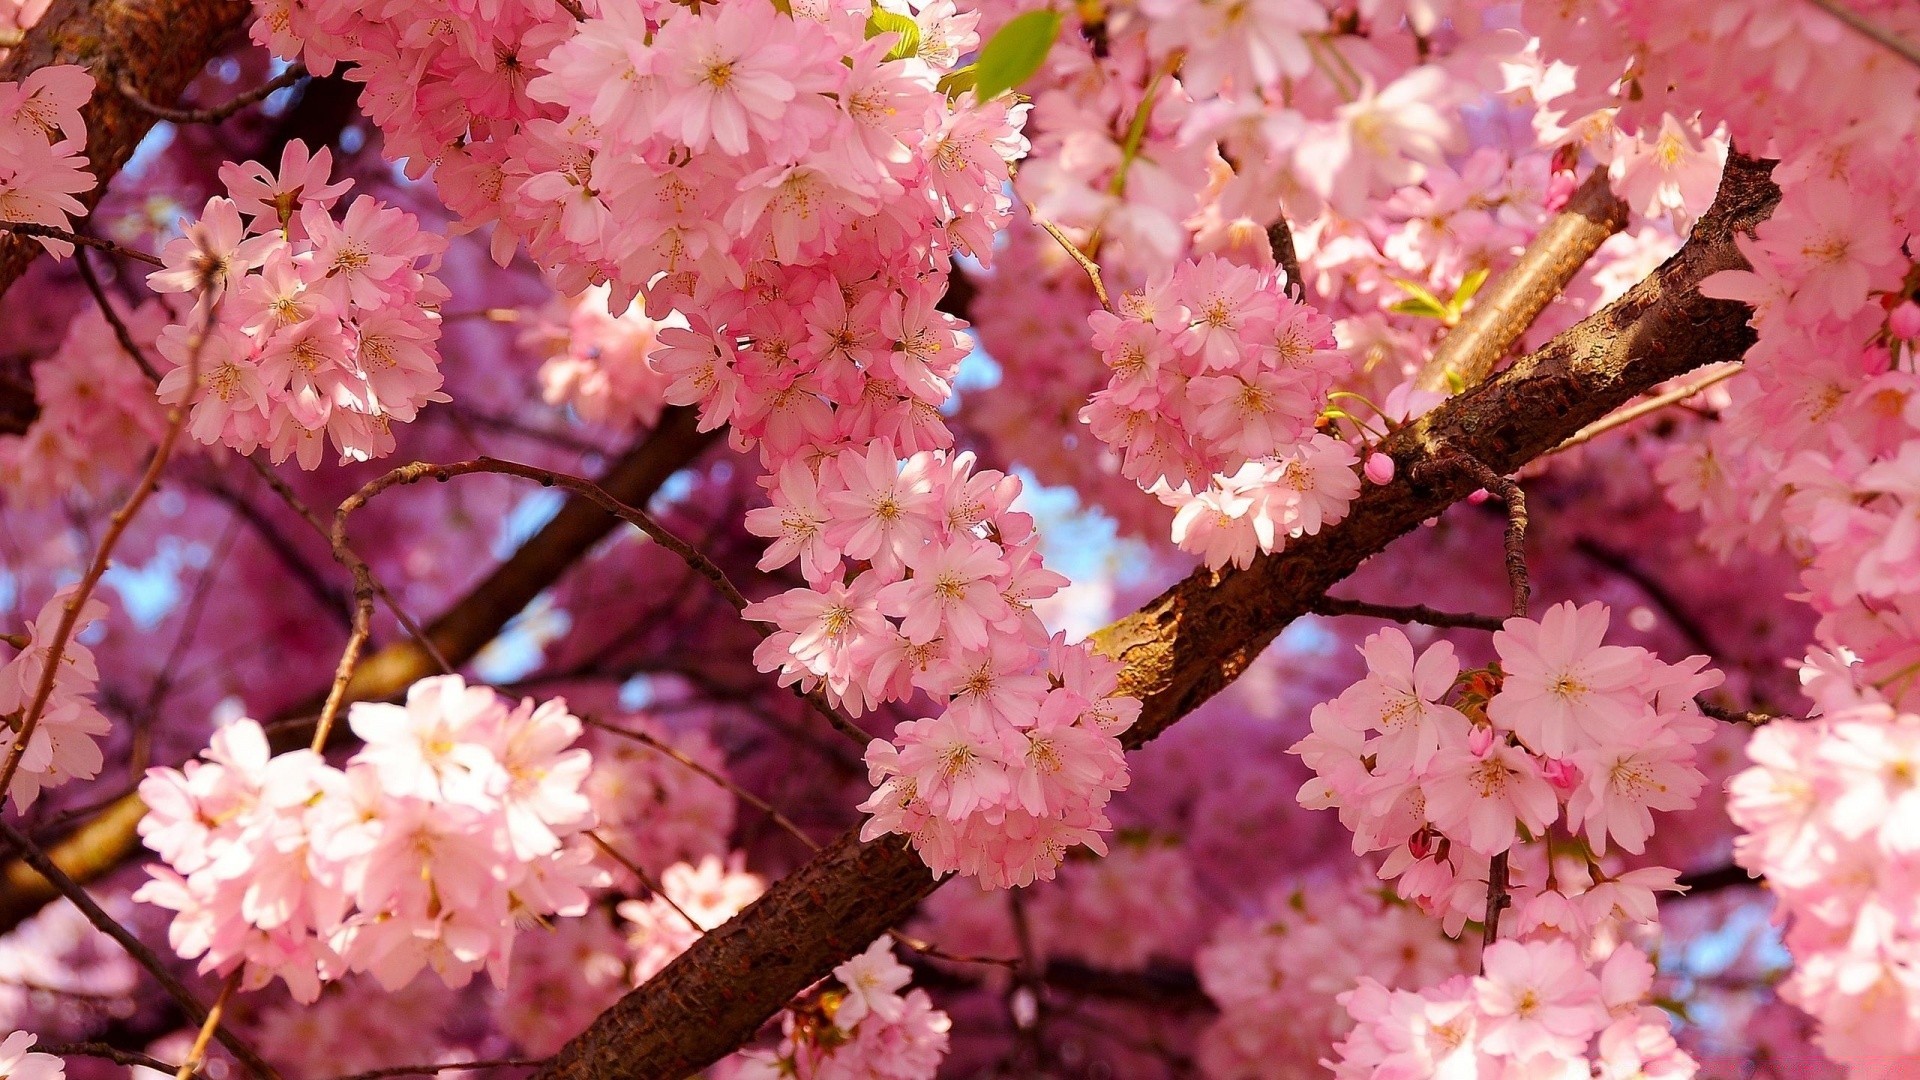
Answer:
[1328, 939, 1696, 1080]
[743, 440, 1137, 887]
[149, 139, 448, 468]
[0, 301, 171, 505]
[1291, 602, 1720, 935]
[1078, 254, 1355, 570]
[1196, 874, 1471, 1079]
[0, 64, 93, 256]
[525, 284, 679, 432]
[1727, 695, 1920, 1075]
[134, 675, 605, 1001]
[620, 854, 765, 986]
[0, 586, 113, 811]
[729, 938, 951, 1080]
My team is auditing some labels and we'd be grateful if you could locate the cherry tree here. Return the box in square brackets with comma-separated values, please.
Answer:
[0, 0, 1907, 1077]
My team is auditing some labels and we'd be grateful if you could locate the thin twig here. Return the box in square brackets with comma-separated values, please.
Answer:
[1443, 455, 1531, 619]
[74, 246, 160, 382]
[0, 286, 214, 806]
[584, 716, 820, 853]
[1309, 595, 1505, 632]
[0, 223, 162, 266]
[1034, 218, 1112, 311]
[1553, 362, 1742, 453]
[43, 1043, 180, 1073]
[175, 968, 241, 1079]
[321, 1060, 545, 1080]
[1694, 697, 1786, 726]
[0, 818, 279, 1079]
[1805, 0, 1920, 72]
[586, 830, 705, 933]
[118, 63, 308, 124]
[314, 457, 868, 749]
[555, 0, 588, 19]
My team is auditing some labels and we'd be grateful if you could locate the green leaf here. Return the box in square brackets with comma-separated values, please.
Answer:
[1389, 297, 1450, 320]
[936, 63, 977, 100]
[974, 9, 1060, 101]
[1449, 266, 1490, 309]
[865, 7, 921, 61]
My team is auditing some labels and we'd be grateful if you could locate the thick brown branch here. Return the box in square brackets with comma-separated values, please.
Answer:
[0, 0, 256, 432]
[0, 408, 718, 932]
[1415, 167, 1631, 395]
[530, 154, 1779, 1080]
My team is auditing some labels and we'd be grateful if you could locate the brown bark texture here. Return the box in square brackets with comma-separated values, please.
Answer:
[530, 153, 1779, 1080]
[0, 0, 255, 434]
[0, 408, 717, 929]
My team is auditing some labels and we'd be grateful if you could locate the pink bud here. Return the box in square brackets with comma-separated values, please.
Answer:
[1408, 829, 1434, 861]
[1542, 758, 1579, 791]
[1467, 724, 1495, 756]
[1364, 452, 1396, 485]
[1891, 301, 1920, 341]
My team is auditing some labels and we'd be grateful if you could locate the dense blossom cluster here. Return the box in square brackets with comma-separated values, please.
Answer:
[1080, 254, 1358, 570]
[727, 938, 951, 1080]
[0, 302, 170, 504]
[0, 587, 113, 811]
[150, 139, 448, 468]
[0, 65, 92, 256]
[134, 675, 605, 1001]
[1293, 602, 1719, 935]
[1196, 875, 1470, 1079]
[0, 0, 1916, 1071]
[744, 441, 1138, 887]
[1329, 939, 1695, 1080]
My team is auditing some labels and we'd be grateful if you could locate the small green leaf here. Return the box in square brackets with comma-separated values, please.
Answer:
[936, 63, 978, 100]
[974, 9, 1061, 101]
[865, 7, 921, 61]
[1389, 298, 1450, 320]
[1450, 266, 1490, 309]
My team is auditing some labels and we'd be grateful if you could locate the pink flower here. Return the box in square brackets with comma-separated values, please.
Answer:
[1422, 734, 1559, 857]
[877, 537, 1011, 650]
[831, 938, 913, 1030]
[1487, 602, 1652, 757]
[1473, 939, 1607, 1059]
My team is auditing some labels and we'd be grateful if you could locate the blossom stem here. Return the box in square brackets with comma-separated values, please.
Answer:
[1033, 217, 1112, 311]
[174, 968, 241, 1080]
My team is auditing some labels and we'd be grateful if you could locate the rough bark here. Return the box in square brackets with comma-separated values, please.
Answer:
[0, 0, 255, 433]
[0, 407, 717, 930]
[1414, 167, 1632, 395]
[530, 153, 1779, 1080]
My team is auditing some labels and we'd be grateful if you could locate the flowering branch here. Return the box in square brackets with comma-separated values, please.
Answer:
[528, 152, 1782, 1080]
[0, 409, 718, 933]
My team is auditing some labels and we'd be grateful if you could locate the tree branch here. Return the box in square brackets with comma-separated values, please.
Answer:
[529, 153, 1780, 1080]
[1415, 167, 1630, 395]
